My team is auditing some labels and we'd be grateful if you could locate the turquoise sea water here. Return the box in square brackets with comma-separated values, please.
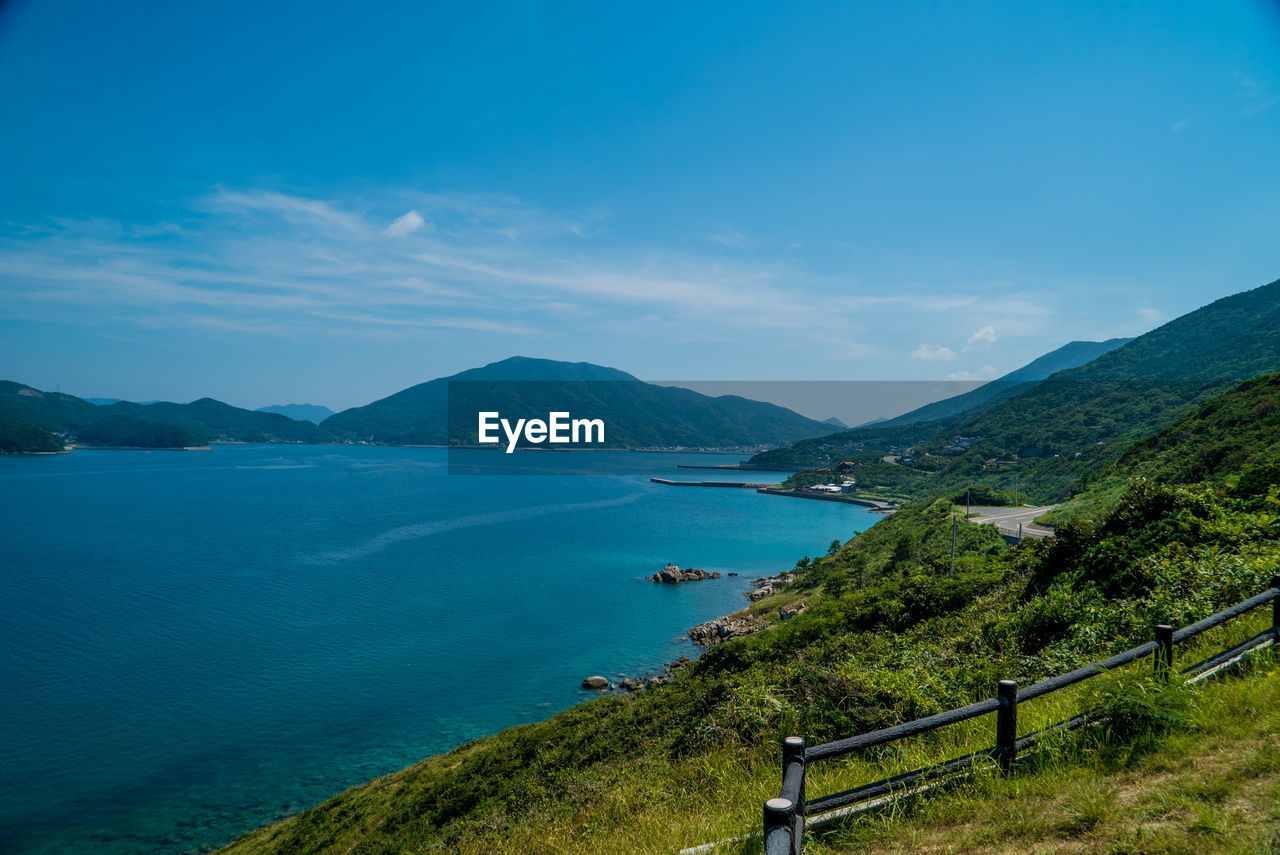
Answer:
[0, 445, 877, 854]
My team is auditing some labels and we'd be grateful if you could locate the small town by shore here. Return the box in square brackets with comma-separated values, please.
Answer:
[650, 473, 901, 513]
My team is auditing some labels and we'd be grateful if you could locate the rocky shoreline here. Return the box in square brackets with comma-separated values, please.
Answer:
[581, 567, 807, 690]
[687, 572, 805, 645]
[580, 655, 692, 693]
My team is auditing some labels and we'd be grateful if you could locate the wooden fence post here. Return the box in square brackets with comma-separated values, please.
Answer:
[996, 680, 1018, 776]
[782, 736, 806, 854]
[1272, 574, 1280, 637]
[1155, 624, 1174, 683]
[763, 797, 794, 854]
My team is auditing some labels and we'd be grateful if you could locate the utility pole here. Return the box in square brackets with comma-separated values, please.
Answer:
[966, 489, 971, 518]
[951, 512, 957, 574]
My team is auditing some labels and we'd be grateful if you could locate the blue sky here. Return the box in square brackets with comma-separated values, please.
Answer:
[1, 1, 1279, 411]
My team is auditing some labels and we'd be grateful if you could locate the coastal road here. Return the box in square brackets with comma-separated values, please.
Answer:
[966, 505, 1056, 540]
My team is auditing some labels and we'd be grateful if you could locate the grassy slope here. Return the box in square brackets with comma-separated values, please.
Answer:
[1042, 371, 1280, 527]
[818, 661, 1280, 855]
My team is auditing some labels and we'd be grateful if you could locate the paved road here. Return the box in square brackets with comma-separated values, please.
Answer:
[967, 505, 1056, 540]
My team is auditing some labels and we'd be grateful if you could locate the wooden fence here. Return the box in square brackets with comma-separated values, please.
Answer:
[761, 575, 1280, 855]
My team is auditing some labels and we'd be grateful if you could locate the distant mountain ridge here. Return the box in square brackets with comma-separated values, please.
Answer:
[85, 397, 160, 406]
[3, 357, 838, 451]
[322, 356, 835, 448]
[256, 403, 335, 424]
[876, 338, 1132, 427]
[0, 382, 332, 445]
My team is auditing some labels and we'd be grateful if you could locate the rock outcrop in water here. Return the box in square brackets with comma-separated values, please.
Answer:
[648, 563, 722, 583]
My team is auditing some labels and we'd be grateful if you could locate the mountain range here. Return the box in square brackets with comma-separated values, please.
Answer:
[753, 276, 1280, 503]
[7, 276, 1280, 462]
[321, 356, 837, 448]
[0, 357, 838, 451]
[0, 382, 332, 448]
[874, 338, 1132, 427]
[255, 403, 335, 424]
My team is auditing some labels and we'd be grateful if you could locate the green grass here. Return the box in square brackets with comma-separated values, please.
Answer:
[811, 654, 1280, 855]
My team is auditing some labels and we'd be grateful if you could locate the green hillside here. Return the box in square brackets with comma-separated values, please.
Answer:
[75, 415, 208, 448]
[323, 356, 836, 448]
[0, 381, 102, 431]
[218, 367, 1280, 855]
[0, 381, 332, 444]
[820, 666, 1280, 855]
[754, 277, 1280, 503]
[0, 417, 65, 453]
[101, 398, 332, 443]
[1118, 372, 1280, 489]
[1040, 371, 1280, 527]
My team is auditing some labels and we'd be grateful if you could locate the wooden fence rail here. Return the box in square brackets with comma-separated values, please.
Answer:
[761, 575, 1280, 855]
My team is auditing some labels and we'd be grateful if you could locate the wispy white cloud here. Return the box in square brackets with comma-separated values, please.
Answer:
[1138, 306, 1165, 326]
[965, 324, 997, 348]
[948, 365, 998, 381]
[708, 226, 750, 248]
[0, 186, 1066, 358]
[385, 209, 429, 238]
[1236, 72, 1280, 115]
[912, 344, 956, 361]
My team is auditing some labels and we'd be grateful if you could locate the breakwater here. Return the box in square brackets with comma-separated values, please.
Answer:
[650, 478, 776, 488]
[675, 463, 813, 472]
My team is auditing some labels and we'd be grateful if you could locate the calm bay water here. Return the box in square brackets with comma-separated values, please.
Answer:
[0, 445, 876, 854]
